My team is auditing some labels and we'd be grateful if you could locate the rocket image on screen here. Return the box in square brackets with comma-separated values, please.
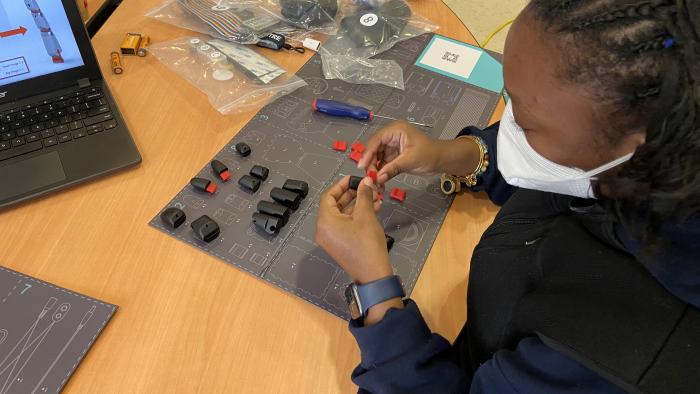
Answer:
[24, 0, 64, 63]
[0, 0, 84, 85]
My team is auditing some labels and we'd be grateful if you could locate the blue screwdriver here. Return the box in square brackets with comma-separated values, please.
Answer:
[312, 98, 433, 128]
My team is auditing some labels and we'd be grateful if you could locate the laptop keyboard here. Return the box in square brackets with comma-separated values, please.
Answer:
[0, 87, 117, 162]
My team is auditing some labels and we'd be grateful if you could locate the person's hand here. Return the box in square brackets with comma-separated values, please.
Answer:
[316, 176, 391, 285]
[358, 121, 446, 186]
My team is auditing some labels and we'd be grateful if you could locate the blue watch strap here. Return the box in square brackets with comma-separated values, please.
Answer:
[356, 275, 405, 316]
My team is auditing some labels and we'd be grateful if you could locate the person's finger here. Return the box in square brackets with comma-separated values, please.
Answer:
[357, 145, 378, 170]
[366, 160, 378, 174]
[376, 154, 410, 185]
[342, 203, 354, 215]
[379, 149, 400, 167]
[364, 150, 382, 174]
[343, 185, 382, 215]
[359, 128, 401, 169]
[353, 177, 377, 219]
[358, 131, 387, 169]
[336, 189, 357, 211]
[319, 176, 351, 214]
[358, 149, 378, 171]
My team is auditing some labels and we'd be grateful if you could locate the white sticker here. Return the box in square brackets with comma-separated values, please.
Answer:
[417, 36, 482, 79]
[302, 37, 321, 51]
[212, 69, 234, 81]
[360, 13, 378, 27]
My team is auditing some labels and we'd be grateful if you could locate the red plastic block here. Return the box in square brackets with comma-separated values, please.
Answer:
[351, 141, 365, 153]
[218, 169, 231, 182]
[349, 150, 363, 163]
[332, 140, 348, 152]
[390, 188, 406, 202]
[367, 170, 377, 183]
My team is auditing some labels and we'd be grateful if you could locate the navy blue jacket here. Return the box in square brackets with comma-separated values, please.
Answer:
[348, 124, 700, 393]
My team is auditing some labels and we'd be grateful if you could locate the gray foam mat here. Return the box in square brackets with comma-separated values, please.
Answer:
[149, 33, 502, 319]
[0, 266, 116, 394]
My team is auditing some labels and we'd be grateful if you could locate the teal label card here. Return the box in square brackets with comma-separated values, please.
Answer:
[415, 35, 504, 94]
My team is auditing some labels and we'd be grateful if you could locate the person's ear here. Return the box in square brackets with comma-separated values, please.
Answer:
[631, 129, 647, 146]
[618, 128, 647, 156]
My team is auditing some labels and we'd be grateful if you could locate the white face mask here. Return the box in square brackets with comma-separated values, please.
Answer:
[497, 101, 634, 199]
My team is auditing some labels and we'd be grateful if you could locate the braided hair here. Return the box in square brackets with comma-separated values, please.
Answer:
[526, 0, 700, 248]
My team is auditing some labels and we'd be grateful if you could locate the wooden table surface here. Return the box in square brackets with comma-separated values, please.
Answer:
[0, 0, 502, 392]
[83, 0, 109, 25]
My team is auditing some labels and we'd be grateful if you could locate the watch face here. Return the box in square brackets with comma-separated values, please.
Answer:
[344, 284, 354, 304]
[440, 174, 460, 195]
[441, 178, 455, 194]
[345, 284, 362, 320]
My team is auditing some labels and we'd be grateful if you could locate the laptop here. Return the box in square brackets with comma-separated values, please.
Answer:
[0, 0, 141, 209]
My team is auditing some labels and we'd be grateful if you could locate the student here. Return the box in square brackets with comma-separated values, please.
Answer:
[316, 1, 699, 392]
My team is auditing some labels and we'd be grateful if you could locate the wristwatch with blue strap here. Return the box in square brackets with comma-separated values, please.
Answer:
[345, 275, 405, 320]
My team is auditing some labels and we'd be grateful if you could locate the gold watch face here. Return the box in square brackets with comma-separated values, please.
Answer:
[440, 174, 460, 195]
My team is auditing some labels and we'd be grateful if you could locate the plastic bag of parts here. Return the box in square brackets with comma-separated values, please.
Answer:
[254, 0, 342, 34]
[149, 36, 308, 115]
[319, 0, 437, 89]
[146, 0, 297, 44]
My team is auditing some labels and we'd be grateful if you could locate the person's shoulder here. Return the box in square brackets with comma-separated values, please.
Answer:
[663, 214, 700, 252]
[636, 215, 700, 309]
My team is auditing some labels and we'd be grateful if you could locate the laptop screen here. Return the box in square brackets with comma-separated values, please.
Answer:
[0, 0, 85, 87]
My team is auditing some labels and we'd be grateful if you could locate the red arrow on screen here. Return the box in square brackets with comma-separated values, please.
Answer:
[0, 26, 28, 38]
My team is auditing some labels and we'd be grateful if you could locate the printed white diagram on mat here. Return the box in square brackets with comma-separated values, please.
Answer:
[0, 0, 84, 85]
[0, 296, 96, 394]
[0, 266, 118, 394]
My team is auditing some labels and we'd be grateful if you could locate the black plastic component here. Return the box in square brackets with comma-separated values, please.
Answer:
[211, 159, 227, 174]
[257, 33, 306, 53]
[191, 215, 220, 243]
[235, 142, 251, 157]
[282, 179, 309, 198]
[211, 160, 231, 181]
[252, 212, 283, 236]
[270, 187, 302, 210]
[280, 0, 338, 27]
[238, 175, 261, 193]
[257, 201, 290, 226]
[349, 176, 363, 191]
[190, 177, 217, 194]
[340, 0, 411, 48]
[160, 207, 186, 229]
[257, 33, 285, 50]
[385, 233, 395, 252]
[250, 165, 269, 181]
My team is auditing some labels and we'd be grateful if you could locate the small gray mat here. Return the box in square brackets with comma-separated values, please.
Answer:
[0, 266, 116, 393]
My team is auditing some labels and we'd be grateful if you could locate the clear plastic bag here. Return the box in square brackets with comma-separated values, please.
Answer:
[149, 36, 307, 115]
[146, 0, 295, 44]
[255, 0, 342, 34]
[319, 0, 437, 89]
